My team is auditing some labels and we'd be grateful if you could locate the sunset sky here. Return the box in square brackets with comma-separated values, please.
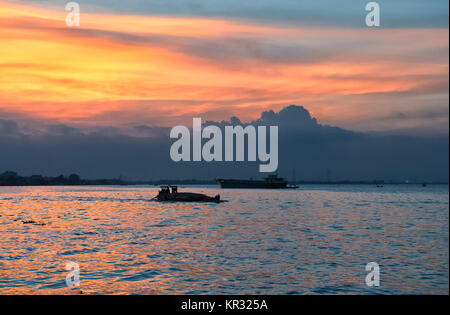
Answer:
[1, 0, 448, 134]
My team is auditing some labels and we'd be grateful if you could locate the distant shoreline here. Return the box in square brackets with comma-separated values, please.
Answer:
[0, 171, 447, 186]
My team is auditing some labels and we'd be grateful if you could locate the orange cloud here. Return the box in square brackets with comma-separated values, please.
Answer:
[0, 1, 448, 130]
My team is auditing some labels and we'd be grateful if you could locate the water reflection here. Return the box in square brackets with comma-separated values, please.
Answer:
[0, 185, 448, 294]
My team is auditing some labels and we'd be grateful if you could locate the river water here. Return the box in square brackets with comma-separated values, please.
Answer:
[0, 185, 448, 294]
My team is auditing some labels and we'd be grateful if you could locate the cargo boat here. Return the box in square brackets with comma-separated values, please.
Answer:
[216, 174, 298, 189]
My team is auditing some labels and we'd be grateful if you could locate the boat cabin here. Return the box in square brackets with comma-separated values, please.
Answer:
[159, 185, 178, 194]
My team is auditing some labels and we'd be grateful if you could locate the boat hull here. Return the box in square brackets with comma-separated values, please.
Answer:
[155, 192, 221, 202]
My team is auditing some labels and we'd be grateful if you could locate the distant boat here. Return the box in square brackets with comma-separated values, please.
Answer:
[216, 174, 299, 189]
[154, 185, 221, 202]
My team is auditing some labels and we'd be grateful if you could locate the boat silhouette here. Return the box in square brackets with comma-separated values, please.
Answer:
[216, 174, 298, 189]
[154, 185, 221, 202]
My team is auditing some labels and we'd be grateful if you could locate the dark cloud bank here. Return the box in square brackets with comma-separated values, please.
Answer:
[1, 105, 448, 182]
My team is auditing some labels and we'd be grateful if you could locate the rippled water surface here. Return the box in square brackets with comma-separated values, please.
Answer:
[0, 185, 448, 294]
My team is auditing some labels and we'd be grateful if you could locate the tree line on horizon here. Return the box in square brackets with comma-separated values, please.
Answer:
[0, 171, 442, 186]
[0, 171, 127, 186]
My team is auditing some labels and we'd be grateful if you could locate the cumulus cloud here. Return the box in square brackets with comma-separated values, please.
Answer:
[1, 106, 448, 182]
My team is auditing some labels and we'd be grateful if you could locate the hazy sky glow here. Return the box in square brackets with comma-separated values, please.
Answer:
[1, 0, 448, 134]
